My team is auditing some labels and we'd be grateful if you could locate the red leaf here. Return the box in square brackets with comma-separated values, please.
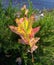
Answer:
[30, 26, 40, 38]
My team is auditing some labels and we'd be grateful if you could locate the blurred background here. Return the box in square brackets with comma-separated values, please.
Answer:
[1, 0, 54, 10]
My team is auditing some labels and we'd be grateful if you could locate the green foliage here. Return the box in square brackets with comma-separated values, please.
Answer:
[33, 9, 54, 65]
[0, 1, 18, 52]
[0, 1, 54, 65]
